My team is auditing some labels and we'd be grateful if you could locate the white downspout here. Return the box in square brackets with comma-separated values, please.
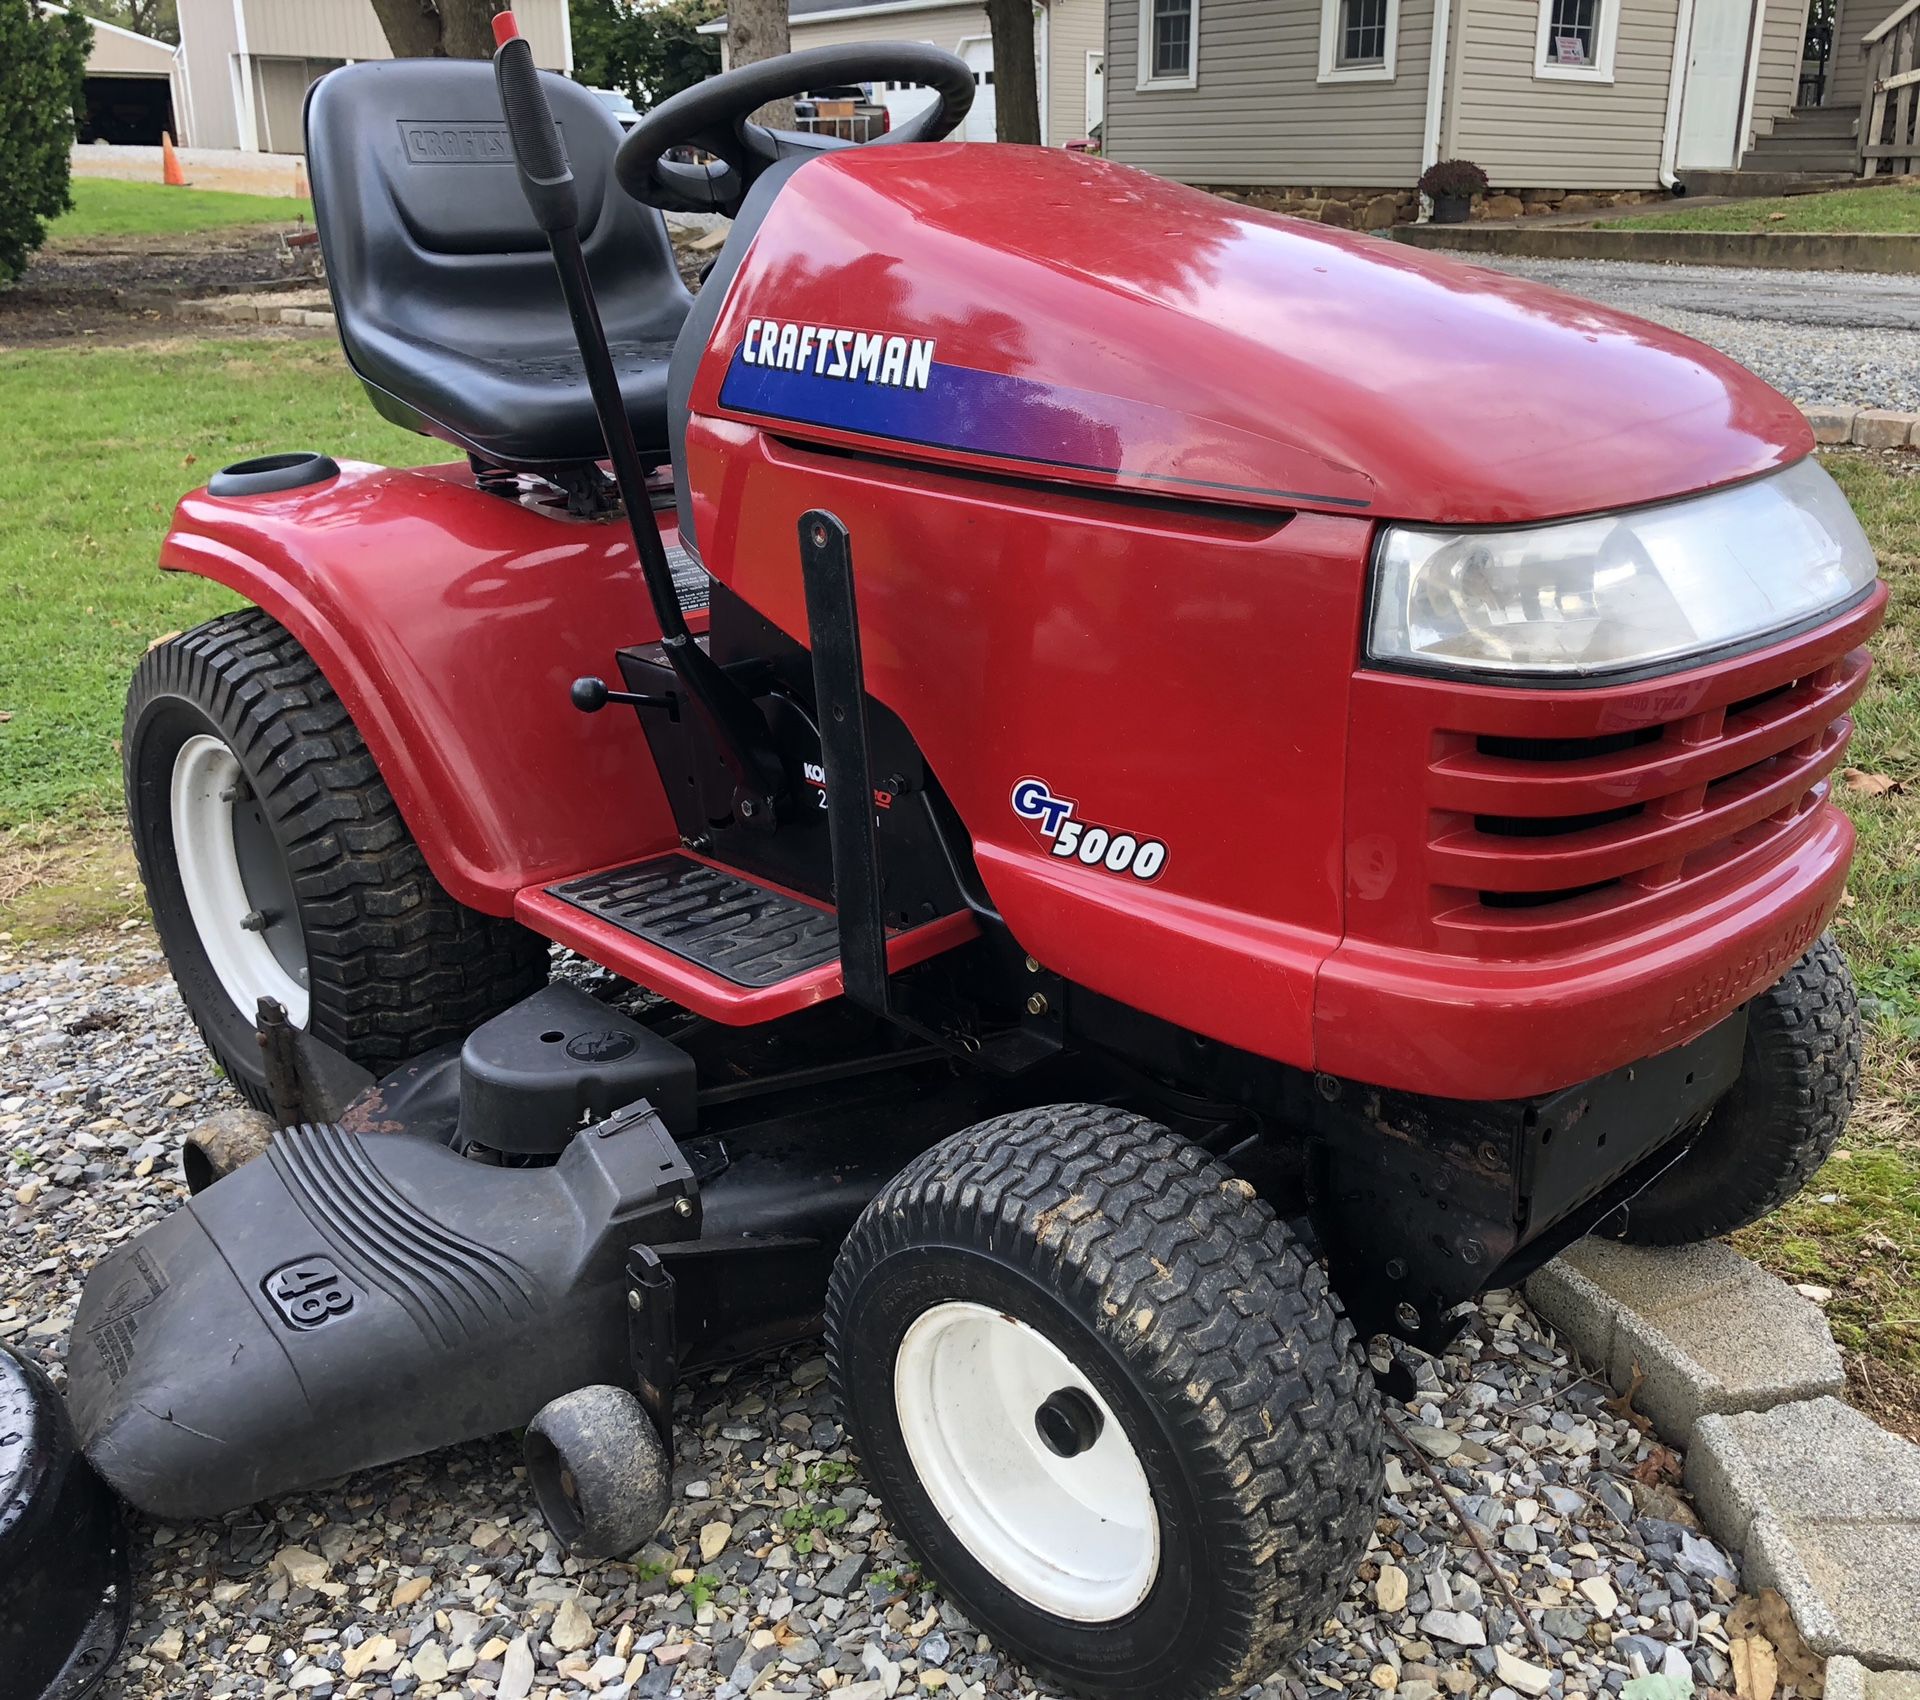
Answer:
[1659, 0, 1701, 188]
[1419, 0, 1455, 218]
[559, 0, 576, 75]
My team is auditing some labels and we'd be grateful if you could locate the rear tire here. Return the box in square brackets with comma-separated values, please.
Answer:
[826, 1105, 1382, 1700]
[1611, 933, 1861, 1245]
[125, 608, 549, 1111]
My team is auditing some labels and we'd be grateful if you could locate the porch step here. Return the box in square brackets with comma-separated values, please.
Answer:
[515, 852, 977, 1023]
[1681, 167, 1858, 197]
[1775, 105, 1860, 139]
[551, 854, 840, 989]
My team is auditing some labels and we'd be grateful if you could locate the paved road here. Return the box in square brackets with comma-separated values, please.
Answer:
[1460, 254, 1920, 413]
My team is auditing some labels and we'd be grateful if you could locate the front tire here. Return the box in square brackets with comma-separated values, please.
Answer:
[125, 609, 549, 1111]
[826, 1105, 1383, 1700]
[1612, 933, 1861, 1245]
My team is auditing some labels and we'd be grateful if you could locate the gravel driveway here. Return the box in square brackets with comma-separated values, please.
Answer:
[4, 935, 1757, 1700]
[1459, 254, 1920, 414]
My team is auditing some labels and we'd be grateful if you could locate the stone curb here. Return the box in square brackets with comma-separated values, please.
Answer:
[1827, 1657, 1920, 1699]
[1392, 223, 1920, 274]
[1528, 1241, 1920, 1674]
[185, 295, 335, 331]
[1686, 1397, 1920, 1668]
[1800, 402, 1920, 449]
[1524, 1239, 1844, 1445]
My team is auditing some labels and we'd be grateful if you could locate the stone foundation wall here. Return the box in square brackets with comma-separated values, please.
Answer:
[1205, 184, 1670, 228]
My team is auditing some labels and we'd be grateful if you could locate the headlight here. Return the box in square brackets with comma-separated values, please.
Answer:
[1367, 459, 1878, 678]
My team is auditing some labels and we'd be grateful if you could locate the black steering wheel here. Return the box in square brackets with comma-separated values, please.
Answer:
[614, 43, 974, 217]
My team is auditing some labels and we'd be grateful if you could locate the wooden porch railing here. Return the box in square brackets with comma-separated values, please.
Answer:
[1861, 0, 1920, 175]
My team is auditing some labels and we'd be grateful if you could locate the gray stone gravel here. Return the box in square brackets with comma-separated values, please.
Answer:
[1454, 254, 1920, 413]
[2, 934, 1766, 1699]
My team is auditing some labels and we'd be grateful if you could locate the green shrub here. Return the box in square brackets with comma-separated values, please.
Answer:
[0, 0, 91, 285]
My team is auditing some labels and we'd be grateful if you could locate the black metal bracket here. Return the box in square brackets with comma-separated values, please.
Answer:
[625, 1244, 678, 1459]
[798, 511, 891, 1016]
[255, 997, 375, 1128]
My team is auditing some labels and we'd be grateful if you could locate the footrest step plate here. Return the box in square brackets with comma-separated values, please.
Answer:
[548, 854, 839, 989]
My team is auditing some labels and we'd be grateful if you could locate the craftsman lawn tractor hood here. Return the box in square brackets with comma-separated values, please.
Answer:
[696, 146, 1810, 526]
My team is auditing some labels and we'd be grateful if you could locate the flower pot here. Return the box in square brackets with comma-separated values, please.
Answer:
[1432, 192, 1471, 224]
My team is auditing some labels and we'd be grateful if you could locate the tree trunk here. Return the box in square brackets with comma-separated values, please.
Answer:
[727, 0, 793, 131]
[984, 0, 1040, 144]
[370, 0, 502, 58]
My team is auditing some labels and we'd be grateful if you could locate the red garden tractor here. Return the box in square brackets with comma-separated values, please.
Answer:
[38, 18, 1883, 1700]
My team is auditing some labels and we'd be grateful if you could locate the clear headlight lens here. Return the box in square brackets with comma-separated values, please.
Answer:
[1367, 459, 1878, 678]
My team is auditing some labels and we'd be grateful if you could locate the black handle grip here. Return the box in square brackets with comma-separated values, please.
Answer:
[493, 32, 578, 234]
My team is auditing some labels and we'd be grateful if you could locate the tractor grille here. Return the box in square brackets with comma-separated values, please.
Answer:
[1421, 646, 1871, 945]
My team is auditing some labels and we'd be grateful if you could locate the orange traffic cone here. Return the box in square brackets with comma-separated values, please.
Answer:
[161, 131, 187, 187]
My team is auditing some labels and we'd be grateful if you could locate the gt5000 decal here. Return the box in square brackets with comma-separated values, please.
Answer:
[1011, 779, 1167, 881]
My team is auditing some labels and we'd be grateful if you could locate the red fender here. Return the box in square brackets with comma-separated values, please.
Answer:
[160, 461, 683, 914]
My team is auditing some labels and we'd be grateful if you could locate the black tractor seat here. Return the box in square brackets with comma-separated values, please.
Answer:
[305, 60, 693, 472]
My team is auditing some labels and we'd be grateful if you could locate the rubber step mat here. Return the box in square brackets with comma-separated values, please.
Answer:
[548, 854, 839, 989]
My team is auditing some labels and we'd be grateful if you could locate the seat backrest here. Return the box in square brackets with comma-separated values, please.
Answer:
[305, 59, 690, 448]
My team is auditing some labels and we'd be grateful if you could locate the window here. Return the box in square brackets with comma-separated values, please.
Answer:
[1137, 0, 1198, 89]
[1533, 0, 1617, 80]
[1318, 0, 1400, 81]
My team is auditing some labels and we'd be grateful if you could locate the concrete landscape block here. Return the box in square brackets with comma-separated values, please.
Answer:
[1852, 409, 1919, 449]
[1826, 1659, 1920, 1700]
[1801, 404, 1860, 445]
[1686, 1398, 1920, 1667]
[1526, 1239, 1844, 1444]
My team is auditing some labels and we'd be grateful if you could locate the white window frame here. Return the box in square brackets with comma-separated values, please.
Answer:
[1318, 0, 1401, 83]
[1136, 0, 1199, 90]
[1532, 0, 1619, 82]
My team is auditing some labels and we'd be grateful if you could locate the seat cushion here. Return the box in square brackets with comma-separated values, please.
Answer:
[306, 60, 693, 470]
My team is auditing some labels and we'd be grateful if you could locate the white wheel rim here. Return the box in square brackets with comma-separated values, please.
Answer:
[170, 734, 310, 1026]
[893, 1301, 1160, 1621]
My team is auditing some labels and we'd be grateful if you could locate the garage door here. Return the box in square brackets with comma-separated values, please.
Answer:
[961, 37, 996, 142]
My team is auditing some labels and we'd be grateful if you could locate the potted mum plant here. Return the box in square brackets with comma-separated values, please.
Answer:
[1418, 159, 1490, 224]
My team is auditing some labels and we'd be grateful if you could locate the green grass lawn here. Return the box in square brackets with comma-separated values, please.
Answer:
[1733, 449, 1920, 1426]
[1600, 182, 1920, 234]
[49, 177, 315, 242]
[0, 336, 1916, 1417]
[0, 340, 437, 827]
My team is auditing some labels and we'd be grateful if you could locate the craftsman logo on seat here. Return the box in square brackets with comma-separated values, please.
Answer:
[264, 1257, 355, 1331]
[397, 119, 534, 165]
[740, 320, 936, 390]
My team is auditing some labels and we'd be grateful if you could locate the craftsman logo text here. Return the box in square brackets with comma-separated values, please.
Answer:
[740, 320, 936, 390]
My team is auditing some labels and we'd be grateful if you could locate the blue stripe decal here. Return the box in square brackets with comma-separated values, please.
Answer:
[721, 350, 1127, 470]
[716, 348, 1372, 508]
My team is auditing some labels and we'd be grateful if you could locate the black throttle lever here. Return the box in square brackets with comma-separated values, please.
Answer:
[571, 677, 671, 713]
[491, 9, 788, 831]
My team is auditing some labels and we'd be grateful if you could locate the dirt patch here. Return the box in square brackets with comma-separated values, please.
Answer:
[1, 227, 324, 349]
[0, 822, 145, 942]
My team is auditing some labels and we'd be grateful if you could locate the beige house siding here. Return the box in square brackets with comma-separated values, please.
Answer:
[178, 0, 242, 146]
[1750, 0, 1813, 138]
[786, 4, 993, 56]
[1444, 0, 1676, 188]
[1047, 0, 1105, 138]
[1105, 0, 1434, 185]
[177, 0, 569, 151]
[1827, 0, 1883, 113]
